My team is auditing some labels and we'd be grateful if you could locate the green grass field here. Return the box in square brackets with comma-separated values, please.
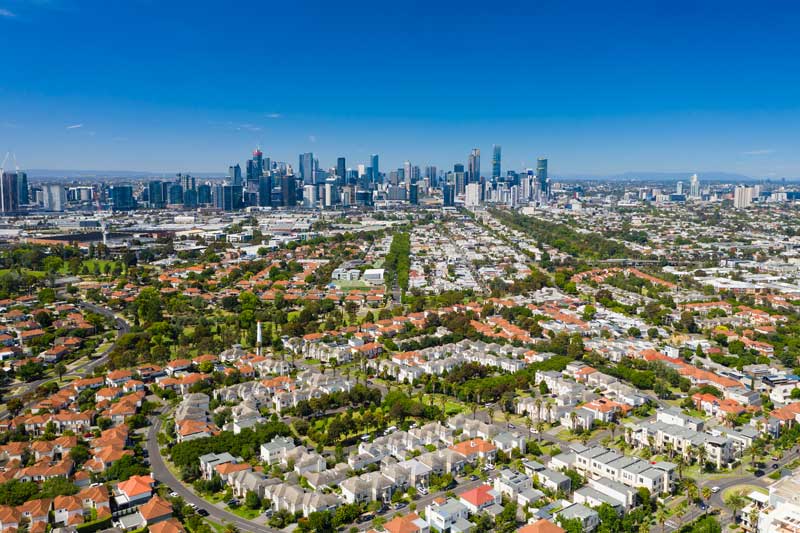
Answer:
[332, 279, 370, 289]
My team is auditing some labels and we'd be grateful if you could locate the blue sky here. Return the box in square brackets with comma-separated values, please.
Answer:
[1, 0, 799, 177]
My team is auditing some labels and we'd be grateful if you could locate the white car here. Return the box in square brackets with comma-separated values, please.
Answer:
[711, 486, 720, 493]
[169, 492, 178, 498]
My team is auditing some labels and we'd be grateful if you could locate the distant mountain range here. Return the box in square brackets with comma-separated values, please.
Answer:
[19, 168, 798, 183]
[557, 171, 798, 183]
[24, 169, 224, 180]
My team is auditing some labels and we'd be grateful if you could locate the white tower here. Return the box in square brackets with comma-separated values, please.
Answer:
[256, 321, 263, 356]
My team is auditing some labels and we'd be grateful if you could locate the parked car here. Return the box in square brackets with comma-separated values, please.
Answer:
[197, 509, 208, 517]
[169, 492, 178, 498]
[711, 486, 720, 494]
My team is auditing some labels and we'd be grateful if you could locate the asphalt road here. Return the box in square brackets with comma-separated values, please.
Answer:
[146, 416, 282, 533]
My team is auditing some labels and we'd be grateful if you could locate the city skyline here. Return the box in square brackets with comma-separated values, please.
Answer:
[2, 1, 800, 176]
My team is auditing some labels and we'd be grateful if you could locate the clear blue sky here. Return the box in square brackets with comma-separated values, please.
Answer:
[1, 0, 799, 177]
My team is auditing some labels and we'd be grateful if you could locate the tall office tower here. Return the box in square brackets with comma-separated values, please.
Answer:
[408, 182, 418, 205]
[16, 171, 28, 205]
[214, 184, 243, 211]
[109, 185, 135, 211]
[536, 158, 549, 199]
[454, 163, 465, 173]
[42, 184, 66, 212]
[197, 184, 212, 205]
[389, 170, 400, 186]
[370, 154, 379, 183]
[465, 183, 482, 207]
[676, 181, 684, 195]
[258, 174, 273, 207]
[467, 148, 481, 183]
[148, 181, 165, 208]
[442, 183, 455, 207]
[252, 148, 263, 176]
[183, 189, 198, 208]
[425, 166, 438, 186]
[689, 174, 700, 197]
[168, 183, 184, 204]
[403, 161, 412, 185]
[281, 174, 297, 207]
[454, 170, 466, 195]
[229, 164, 242, 186]
[180, 173, 195, 192]
[303, 184, 318, 208]
[412, 166, 421, 182]
[336, 157, 346, 182]
[299, 152, 314, 185]
[492, 145, 501, 179]
[734, 185, 753, 209]
[0, 172, 19, 214]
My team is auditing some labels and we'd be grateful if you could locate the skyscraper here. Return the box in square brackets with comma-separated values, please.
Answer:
[689, 174, 700, 197]
[0, 172, 19, 214]
[214, 184, 243, 211]
[17, 172, 28, 205]
[403, 161, 412, 186]
[42, 184, 66, 212]
[370, 154, 380, 183]
[299, 153, 314, 185]
[197, 184, 212, 205]
[425, 166, 438, 186]
[336, 157, 346, 182]
[258, 174, 273, 207]
[229, 164, 242, 186]
[492, 145, 501, 179]
[180, 173, 195, 192]
[734, 185, 753, 209]
[109, 185, 135, 211]
[281, 174, 297, 207]
[536, 158, 549, 200]
[468, 148, 481, 183]
[148, 181, 165, 208]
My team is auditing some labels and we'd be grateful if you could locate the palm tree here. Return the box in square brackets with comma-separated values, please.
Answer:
[701, 486, 712, 516]
[534, 398, 543, 422]
[569, 412, 578, 433]
[504, 411, 512, 428]
[748, 506, 760, 532]
[696, 446, 707, 471]
[471, 403, 479, 420]
[685, 479, 699, 505]
[536, 421, 545, 442]
[725, 491, 746, 523]
[676, 454, 686, 481]
[488, 406, 495, 423]
[656, 503, 668, 533]
[665, 441, 674, 460]
[674, 501, 689, 529]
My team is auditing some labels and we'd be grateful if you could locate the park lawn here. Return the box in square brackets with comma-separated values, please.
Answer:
[683, 464, 745, 481]
[227, 506, 261, 520]
[333, 279, 370, 289]
[721, 484, 766, 502]
[0, 268, 46, 279]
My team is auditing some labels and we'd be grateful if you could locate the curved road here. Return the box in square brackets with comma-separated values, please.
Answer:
[145, 416, 280, 533]
[2, 301, 130, 410]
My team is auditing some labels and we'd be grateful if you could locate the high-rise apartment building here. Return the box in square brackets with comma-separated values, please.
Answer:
[299, 153, 314, 185]
[468, 148, 481, 183]
[492, 145, 501, 179]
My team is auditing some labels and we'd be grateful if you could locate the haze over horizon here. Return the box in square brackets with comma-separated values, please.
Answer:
[2, 0, 799, 177]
